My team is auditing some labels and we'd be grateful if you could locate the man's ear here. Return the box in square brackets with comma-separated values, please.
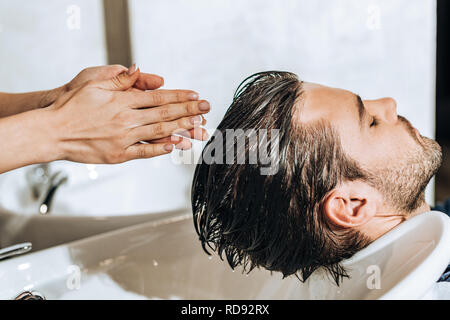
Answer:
[323, 180, 379, 228]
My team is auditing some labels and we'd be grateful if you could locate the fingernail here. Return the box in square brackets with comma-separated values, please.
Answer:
[191, 115, 202, 125]
[202, 130, 210, 140]
[127, 64, 138, 75]
[198, 101, 210, 112]
[189, 92, 199, 100]
[170, 135, 182, 143]
[164, 144, 174, 152]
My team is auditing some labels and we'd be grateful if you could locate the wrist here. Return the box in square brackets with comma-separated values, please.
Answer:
[0, 107, 64, 173]
[31, 107, 66, 163]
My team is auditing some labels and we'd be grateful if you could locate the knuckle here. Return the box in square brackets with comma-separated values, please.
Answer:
[187, 101, 197, 114]
[111, 65, 127, 75]
[137, 147, 147, 159]
[111, 75, 125, 89]
[105, 150, 125, 164]
[176, 91, 183, 102]
[151, 91, 164, 105]
[114, 110, 134, 126]
[158, 107, 172, 121]
[151, 122, 164, 136]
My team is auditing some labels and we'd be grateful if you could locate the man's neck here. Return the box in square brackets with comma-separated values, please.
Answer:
[364, 199, 431, 241]
[407, 201, 431, 219]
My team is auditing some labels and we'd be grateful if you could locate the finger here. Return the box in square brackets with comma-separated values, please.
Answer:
[125, 143, 174, 161]
[120, 89, 199, 109]
[145, 135, 183, 144]
[130, 115, 204, 142]
[144, 127, 209, 145]
[147, 136, 192, 150]
[174, 127, 209, 141]
[174, 138, 193, 150]
[134, 100, 210, 125]
[134, 73, 165, 91]
[93, 65, 140, 91]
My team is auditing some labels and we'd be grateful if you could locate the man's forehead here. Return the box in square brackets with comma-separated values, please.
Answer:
[295, 82, 357, 124]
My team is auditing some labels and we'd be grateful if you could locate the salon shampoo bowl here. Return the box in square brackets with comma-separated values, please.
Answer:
[0, 211, 449, 300]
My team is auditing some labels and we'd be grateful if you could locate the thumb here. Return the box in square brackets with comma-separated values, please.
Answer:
[95, 64, 140, 91]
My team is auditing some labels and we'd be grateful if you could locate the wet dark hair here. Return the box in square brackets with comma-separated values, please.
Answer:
[192, 71, 371, 285]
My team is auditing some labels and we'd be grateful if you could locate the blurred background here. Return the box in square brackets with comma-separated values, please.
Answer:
[0, 1, 444, 238]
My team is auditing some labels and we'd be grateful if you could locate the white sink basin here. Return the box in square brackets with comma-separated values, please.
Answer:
[0, 211, 449, 300]
[0, 154, 197, 251]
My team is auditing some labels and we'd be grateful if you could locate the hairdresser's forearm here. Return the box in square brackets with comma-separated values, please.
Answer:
[0, 86, 65, 118]
[0, 108, 61, 173]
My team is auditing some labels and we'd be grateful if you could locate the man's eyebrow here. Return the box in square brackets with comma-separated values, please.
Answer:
[355, 94, 366, 129]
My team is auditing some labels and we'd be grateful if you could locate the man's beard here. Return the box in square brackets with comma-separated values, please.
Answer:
[369, 116, 442, 214]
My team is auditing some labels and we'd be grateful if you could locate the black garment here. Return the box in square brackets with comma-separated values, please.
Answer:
[431, 200, 450, 282]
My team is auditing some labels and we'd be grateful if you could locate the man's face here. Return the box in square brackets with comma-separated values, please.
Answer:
[296, 82, 442, 214]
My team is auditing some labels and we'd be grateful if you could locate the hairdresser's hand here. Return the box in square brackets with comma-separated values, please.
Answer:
[64, 64, 165, 92]
[61, 64, 206, 150]
[45, 67, 209, 164]
[0, 65, 164, 119]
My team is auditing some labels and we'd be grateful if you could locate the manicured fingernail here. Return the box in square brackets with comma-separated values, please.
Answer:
[164, 144, 173, 152]
[191, 115, 202, 125]
[189, 92, 199, 100]
[198, 101, 210, 112]
[202, 130, 210, 140]
[170, 136, 183, 143]
[127, 64, 138, 75]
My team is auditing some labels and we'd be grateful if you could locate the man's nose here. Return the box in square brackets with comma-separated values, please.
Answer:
[365, 97, 398, 124]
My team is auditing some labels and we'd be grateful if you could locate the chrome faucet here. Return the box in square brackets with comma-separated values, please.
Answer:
[38, 171, 68, 214]
[0, 242, 32, 261]
[14, 291, 45, 300]
[26, 164, 68, 214]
